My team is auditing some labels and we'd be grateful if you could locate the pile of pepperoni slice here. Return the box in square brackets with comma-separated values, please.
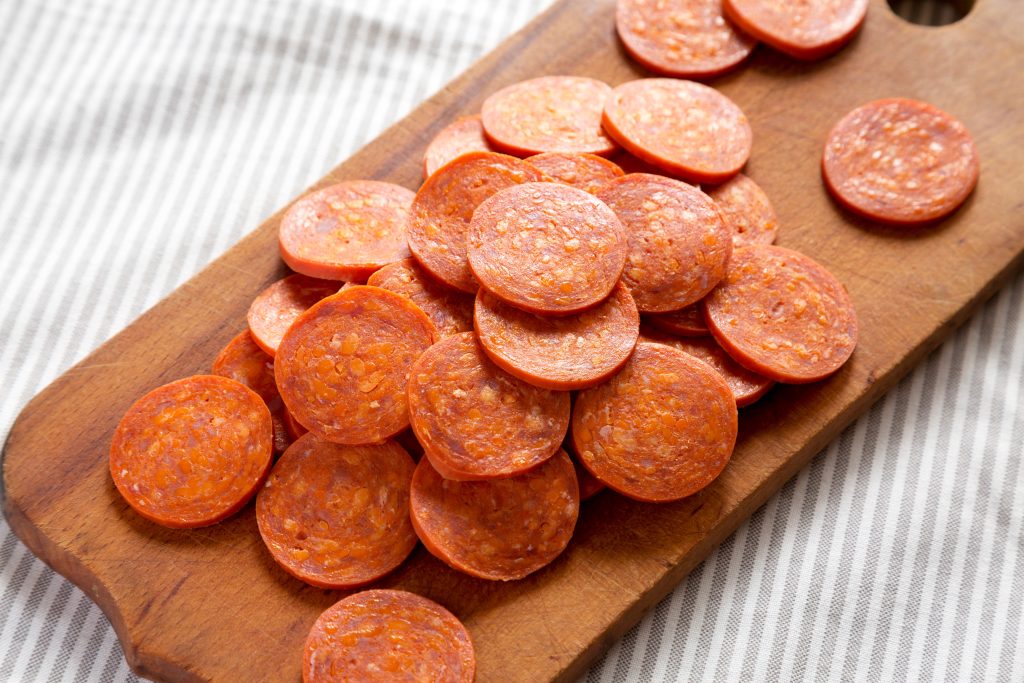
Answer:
[108, 6, 982, 675]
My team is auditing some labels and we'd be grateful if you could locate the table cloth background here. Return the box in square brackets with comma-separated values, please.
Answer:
[1, 1, 1021, 681]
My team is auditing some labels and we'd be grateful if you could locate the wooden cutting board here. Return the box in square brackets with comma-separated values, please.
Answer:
[4, 0, 1023, 680]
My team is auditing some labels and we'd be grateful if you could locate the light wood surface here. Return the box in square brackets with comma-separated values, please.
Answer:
[4, 0, 1023, 680]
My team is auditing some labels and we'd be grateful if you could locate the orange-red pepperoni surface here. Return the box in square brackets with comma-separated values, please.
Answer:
[597, 173, 731, 312]
[247, 274, 339, 356]
[367, 258, 474, 338]
[641, 328, 774, 407]
[408, 333, 569, 480]
[410, 451, 579, 581]
[722, 0, 867, 60]
[468, 182, 627, 315]
[528, 152, 625, 194]
[603, 78, 752, 183]
[110, 375, 273, 528]
[616, 0, 757, 78]
[275, 286, 436, 444]
[481, 76, 618, 156]
[422, 115, 494, 179]
[303, 590, 475, 683]
[822, 98, 980, 225]
[279, 180, 415, 281]
[705, 173, 778, 246]
[256, 434, 416, 589]
[474, 283, 639, 391]
[704, 245, 858, 383]
[645, 303, 709, 336]
[407, 152, 545, 293]
[572, 342, 737, 502]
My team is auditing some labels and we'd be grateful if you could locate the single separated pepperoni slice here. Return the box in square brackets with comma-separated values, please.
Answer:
[597, 173, 731, 313]
[212, 330, 292, 453]
[822, 98, 980, 225]
[423, 115, 495, 179]
[641, 327, 773, 406]
[603, 78, 752, 183]
[367, 258, 474, 338]
[275, 286, 436, 444]
[572, 343, 737, 502]
[616, 0, 757, 78]
[303, 590, 475, 683]
[468, 182, 627, 315]
[407, 152, 545, 293]
[408, 332, 569, 480]
[410, 451, 579, 581]
[704, 245, 858, 383]
[705, 173, 778, 246]
[528, 152, 625, 194]
[481, 76, 618, 156]
[256, 434, 416, 589]
[279, 180, 415, 281]
[722, 0, 867, 60]
[110, 375, 273, 528]
[474, 283, 639, 391]
[247, 274, 339, 356]
[645, 303, 710, 336]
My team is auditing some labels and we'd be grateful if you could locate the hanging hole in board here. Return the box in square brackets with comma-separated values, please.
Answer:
[886, 0, 976, 26]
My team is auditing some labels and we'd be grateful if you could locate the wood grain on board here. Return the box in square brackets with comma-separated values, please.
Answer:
[4, 0, 1023, 680]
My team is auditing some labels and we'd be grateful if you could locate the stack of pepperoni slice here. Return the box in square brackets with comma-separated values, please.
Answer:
[116, 58, 993, 680]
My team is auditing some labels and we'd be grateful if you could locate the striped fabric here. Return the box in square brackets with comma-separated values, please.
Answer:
[0, 1, 1020, 681]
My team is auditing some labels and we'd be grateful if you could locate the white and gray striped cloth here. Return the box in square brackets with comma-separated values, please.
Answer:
[1, 1, 1021, 681]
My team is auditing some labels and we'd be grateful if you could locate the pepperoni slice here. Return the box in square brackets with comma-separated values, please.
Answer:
[279, 180, 415, 281]
[704, 245, 858, 383]
[109, 375, 273, 528]
[572, 342, 737, 502]
[481, 76, 618, 156]
[645, 303, 709, 336]
[212, 330, 293, 453]
[822, 98, 980, 225]
[468, 182, 627, 315]
[641, 328, 773, 406]
[423, 115, 495, 179]
[616, 0, 757, 78]
[528, 152, 624, 194]
[410, 450, 579, 581]
[722, 0, 867, 60]
[597, 173, 731, 313]
[474, 283, 639, 391]
[407, 152, 545, 293]
[303, 590, 475, 683]
[705, 173, 778, 246]
[275, 286, 436, 444]
[366, 258, 474, 338]
[603, 78, 752, 183]
[408, 332, 570, 480]
[247, 274, 338, 356]
[256, 434, 416, 589]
